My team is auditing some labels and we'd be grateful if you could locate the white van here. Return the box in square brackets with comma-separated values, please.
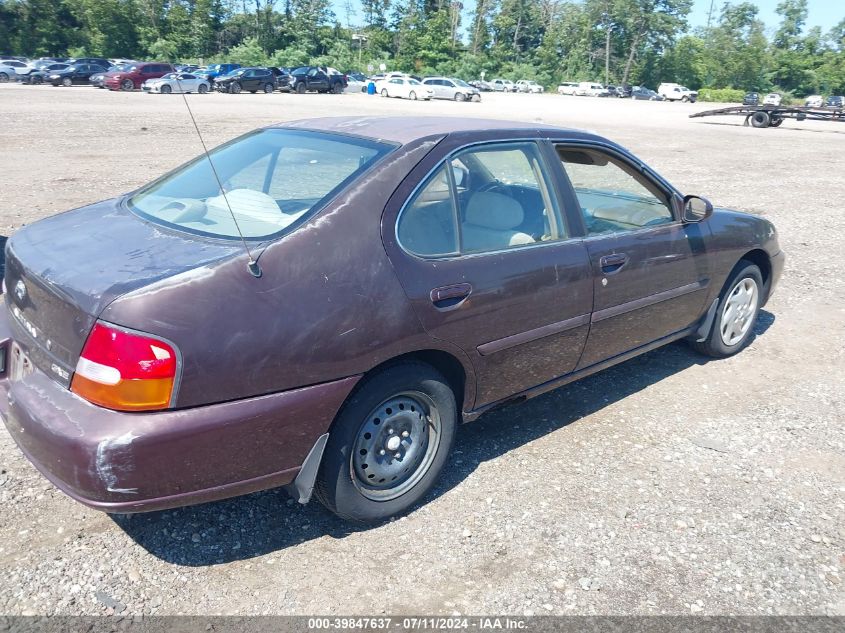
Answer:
[576, 82, 608, 97]
[657, 83, 698, 102]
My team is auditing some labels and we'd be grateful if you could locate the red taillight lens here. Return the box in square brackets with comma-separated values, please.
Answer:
[71, 323, 178, 412]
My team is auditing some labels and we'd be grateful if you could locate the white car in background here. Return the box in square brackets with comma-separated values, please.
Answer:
[379, 76, 433, 101]
[763, 93, 783, 106]
[657, 82, 698, 102]
[491, 78, 516, 92]
[557, 82, 579, 95]
[576, 82, 609, 97]
[516, 80, 544, 93]
[142, 72, 211, 94]
[804, 94, 823, 107]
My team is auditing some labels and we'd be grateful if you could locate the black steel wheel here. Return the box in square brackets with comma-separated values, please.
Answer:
[314, 362, 457, 523]
[751, 111, 771, 128]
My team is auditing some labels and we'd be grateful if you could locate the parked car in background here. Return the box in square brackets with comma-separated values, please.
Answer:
[743, 92, 760, 106]
[90, 63, 132, 88]
[422, 77, 479, 102]
[195, 63, 241, 83]
[288, 66, 347, 93]
[469, 80, 493, 92]
[104, 62, 174, 91]
[658, 83, 698, 102]
[491, 78, 515, 92]
[630, 86, 663, 101]
[762, 93, 782, 106]
[379, 77, 433, 100]
[48, 63, 108, 87]
[557, 82, 579, 95]
[0, 59, 29, 77]
[576, 82, 609, 97]
[0, 116, 783, 523]
[142, 72, 211, 94]
[215, 67, 276, 94]
[0, 61, 20, 81]
[804, 95, 823, 107]
[19, 62, 69, 84]
[516, 80, 544, 93]
[825, 95, 844, 109]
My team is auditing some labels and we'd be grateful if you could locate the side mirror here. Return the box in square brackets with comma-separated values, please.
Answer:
[683, 195, 713, 223]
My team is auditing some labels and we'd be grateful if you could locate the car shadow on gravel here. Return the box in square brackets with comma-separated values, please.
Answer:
[113, 311, 774, 566]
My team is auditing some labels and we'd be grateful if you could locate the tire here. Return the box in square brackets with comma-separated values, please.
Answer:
[121, 79, 133, 91]
[198, 83, 208, 94]
[381, 88, 388, 97]
[231, 82, 242, 94]
[770, 116, 784, 127]
[160, 84, 172, 94]
[751, 111, 771, 128]
[455, 92, 466, 102]
[332, 83, 343, 94]
[0, 72, 8, 83]
[691, 261, 763, 358]
[33, 76, 43, 85]
[296, 82, 306, 94]
[61, 77, 72, 87]
[314, 362, 457, 523]
[409, 90, 417, 101]
[263, 83, 273, 93]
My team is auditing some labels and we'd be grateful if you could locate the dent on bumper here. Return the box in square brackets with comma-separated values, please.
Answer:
[0, 310, 359, 513]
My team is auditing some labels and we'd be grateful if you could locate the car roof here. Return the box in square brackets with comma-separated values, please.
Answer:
[276, 116, 593, 145]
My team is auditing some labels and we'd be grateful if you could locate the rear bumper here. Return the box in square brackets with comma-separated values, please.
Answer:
[0, 307, 358, 513]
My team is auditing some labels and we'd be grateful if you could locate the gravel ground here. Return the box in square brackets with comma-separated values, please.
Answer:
[0, 84, 843, 617]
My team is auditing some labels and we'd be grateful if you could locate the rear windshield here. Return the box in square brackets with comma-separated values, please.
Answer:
[128, 129, 394, 240]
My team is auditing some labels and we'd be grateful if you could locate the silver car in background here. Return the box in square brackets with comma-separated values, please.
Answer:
[142, 72, 211, 94]
[421, 77, 480, 102]
[516, 80, 544, 93]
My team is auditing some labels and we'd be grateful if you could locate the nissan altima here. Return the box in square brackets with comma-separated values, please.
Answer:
[0, 117, 783, 523]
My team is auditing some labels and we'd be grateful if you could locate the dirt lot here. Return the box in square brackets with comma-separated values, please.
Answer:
[0, 84, 843, 617]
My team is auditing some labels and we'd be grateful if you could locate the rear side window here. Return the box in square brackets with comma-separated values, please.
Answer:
[129, 129, 394, 240]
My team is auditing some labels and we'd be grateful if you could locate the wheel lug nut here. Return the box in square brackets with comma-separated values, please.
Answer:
[394, 453, 401, 459]
[387, 428, 394, 434]
[379, 449, 386, 455]
[401, 431, 409, 438]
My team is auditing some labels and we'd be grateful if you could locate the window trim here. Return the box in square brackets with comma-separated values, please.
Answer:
[395, 139, 572, 260]
[549, 140, 683, 238]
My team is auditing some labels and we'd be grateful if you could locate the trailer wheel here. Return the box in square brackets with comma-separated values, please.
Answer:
[751, 111, 771, 128]
[770, 116, 784, 127]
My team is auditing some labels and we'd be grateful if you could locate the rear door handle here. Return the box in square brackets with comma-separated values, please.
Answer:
[599, 253, 629, 274]
[430, 283, 472, 308]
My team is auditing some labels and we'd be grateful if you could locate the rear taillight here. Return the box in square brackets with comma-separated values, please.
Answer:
[71, 322, 179, 412]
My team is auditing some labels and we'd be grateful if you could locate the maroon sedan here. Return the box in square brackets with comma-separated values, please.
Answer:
[0, 117, 783, 522]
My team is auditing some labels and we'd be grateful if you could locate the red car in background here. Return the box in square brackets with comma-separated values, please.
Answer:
[104, 62, 174, 91]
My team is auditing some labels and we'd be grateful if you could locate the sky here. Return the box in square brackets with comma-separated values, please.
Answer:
[332, 0, 843, 34]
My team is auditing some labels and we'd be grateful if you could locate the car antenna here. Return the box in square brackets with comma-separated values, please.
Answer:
[174, 76, 262, 278]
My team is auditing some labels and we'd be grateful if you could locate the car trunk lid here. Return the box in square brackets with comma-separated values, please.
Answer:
[4, 197, 243, 387]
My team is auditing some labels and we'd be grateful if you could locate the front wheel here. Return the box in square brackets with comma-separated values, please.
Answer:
[263, 83, 273, 93]
[160, 84, 172, 94]
[62, 77, 72, 87]
[381, 88, 388, 97]
[455, 92, 466, 102]
[0, 72, 9, 83]
[198, 83, 208, 94]
[121, 79, 133, 91]
[296, 82, 306, 94]
[314, 362, 457, 523]
[231, 82, 242, 94]
[691, 261, 763, 358]
[409, 90, 417, 101]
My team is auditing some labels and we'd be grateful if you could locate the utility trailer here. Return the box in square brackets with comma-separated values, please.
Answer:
[689, 105, 845, 128]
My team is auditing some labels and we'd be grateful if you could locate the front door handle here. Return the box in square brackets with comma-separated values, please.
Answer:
[430, 283, 472, 308]
[599, 253, 629, 274]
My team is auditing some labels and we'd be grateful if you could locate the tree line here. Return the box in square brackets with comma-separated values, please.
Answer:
[1, 0, 844, 96]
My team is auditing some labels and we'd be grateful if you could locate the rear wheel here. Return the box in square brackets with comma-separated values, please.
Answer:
[263, 83, 273, 93]
[160, 84, 172, 94]
[121, 79, 133, 91]
[332, 82, 343, 94]
[691, 261, 763, 358]
[314, 362, 457, 523]
[0, 72, 9, 83]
